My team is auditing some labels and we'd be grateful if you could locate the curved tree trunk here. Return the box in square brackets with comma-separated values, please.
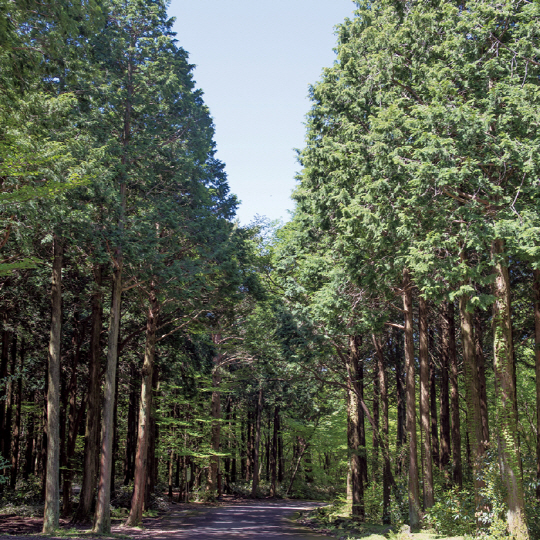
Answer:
[43, 236, 63, 534]
[125, 284, 158, 527]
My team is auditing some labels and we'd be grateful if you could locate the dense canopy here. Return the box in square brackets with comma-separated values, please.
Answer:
[1, 1, 540, 539]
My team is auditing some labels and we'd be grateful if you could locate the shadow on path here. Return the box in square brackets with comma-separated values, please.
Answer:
[123, 500, 331, 540]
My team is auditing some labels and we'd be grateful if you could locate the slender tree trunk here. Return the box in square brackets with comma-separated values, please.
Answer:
[474, 314, 490, 448]
[23, 390, 36, 480]
[207, 336, 222, 498]
[43, 236, 63, 534]
[270, 406, 279, 497]
[373, 335, 390, 524]
[443, 301, 462, 487]
[10, 337, 24, 489]
[277, 412, 283, 484]
[439, 314, 451, 472]
[111, 357, 120, 502]
[145, 365, 158, 506]
[93, 263, 123, 534]
[3, 335, 16, 477]
[372, 356, 380, 484]
[246, 409, 252, 482]
[491, 240, 529, 539]
[231, 408, 237, 484]
[403, 269, 420, 529]
[168, 452, 174, 500]
[250, 386, 263, 498]
[241, 415, 246, 481]
[124, 362, 138, 485]
[348, 335, 365, 521]
[0, 327, 10, 467]
[459, 268, 485, 514]
[286, 438, 309, 496]
[73, 266, 103, 523]
[125, 285, 159, 527]
[429, 330, 440, 470]
[419, 297, 434, 510]
[534, 269, 540, 502]
[395, 341, 406, 475]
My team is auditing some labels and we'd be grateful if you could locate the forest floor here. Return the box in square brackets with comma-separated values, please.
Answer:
[0, 499, 464, 540]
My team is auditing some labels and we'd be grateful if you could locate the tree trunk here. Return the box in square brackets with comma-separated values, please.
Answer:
[10, 337, 24, 489]
[348, 335, 365, 521]
[439, 313, 451, 473]
[270, 406, 279, 497]
[43, 236, 63, 534]
[429, 330, 440, 470]
[231, 408, 237, 484]
[372, 354, 380, 484]
[286, 438, 309, 496]
[207, 336, 222, 498]
[0, 327, 10, 467]
[124, 361, 138, 485]
[474, 313, 490, 448]
[145, 364, 158, 506]
[403, 269, 420, 529]
[277, 412, 284, 484]
[23, 390, 36, 480]
[72, 266, 103, 523]
[534, 269, 540, 502]
[250, 386, 263, 498]
[395, 339, 406, 475]
[491, 240, 529, 539]
[246, 409, 253, 482]
[419, 297, 434, 510]
[93, 263, 123, 534]
[459, 269, 485, 514]
[373, 335, 391, 524]
[125, 285, 158, 527]
[3, 334, 16, 478]
[443, 301, 462, 487]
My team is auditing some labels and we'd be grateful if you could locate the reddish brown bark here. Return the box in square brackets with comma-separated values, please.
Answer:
[419, 297, 434, 509]
[439, 314, 451, 472]
[72, 266, 103, 523]
[93, 263, 123, 534]
[125, 284, 158, 527]
[403, 269, 420, 529]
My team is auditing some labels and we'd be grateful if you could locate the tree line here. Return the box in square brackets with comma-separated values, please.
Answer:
[2, 1, 540, 540]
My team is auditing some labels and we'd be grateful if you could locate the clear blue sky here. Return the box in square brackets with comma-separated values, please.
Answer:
[169, 0, 355, 225]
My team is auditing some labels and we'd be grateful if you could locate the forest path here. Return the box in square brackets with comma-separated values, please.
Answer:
[124, 500, 331, 540]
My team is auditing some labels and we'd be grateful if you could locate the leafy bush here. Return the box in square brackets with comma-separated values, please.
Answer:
[424, 486, 476, 536]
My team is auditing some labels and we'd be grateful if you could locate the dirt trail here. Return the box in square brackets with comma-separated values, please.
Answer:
[0, 500, 330, 540]
[124, 500, 330, 540]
